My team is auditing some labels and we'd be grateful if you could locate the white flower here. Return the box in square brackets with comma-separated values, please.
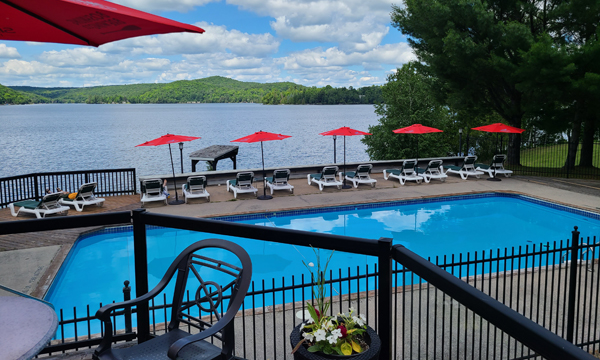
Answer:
[353, 315, 365, 327]
[306, 317, 315, 324]
[325, 319, 334, 329]
[303, 332, 315, 342]
[331, 328, 342, 338]
[308, 262, 315, 267]
[349, 306, 355, 313]
[315, 329, 327, 342]
[327, 334, 338, 344]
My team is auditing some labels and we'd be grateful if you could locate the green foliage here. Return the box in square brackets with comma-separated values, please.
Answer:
[361, 62, 455, 160]
[0, 84, 47, 104]
[3, 76, 382, 105]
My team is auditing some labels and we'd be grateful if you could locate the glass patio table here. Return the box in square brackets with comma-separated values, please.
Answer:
[0, 296, 58, 360]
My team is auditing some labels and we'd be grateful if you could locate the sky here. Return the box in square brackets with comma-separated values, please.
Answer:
[0, 0, 415, 89]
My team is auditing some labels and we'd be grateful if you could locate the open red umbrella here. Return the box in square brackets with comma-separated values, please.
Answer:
[393, 124, 443, 168]
[319, 127, 371, 189]
[0, 0, 204, 47]
[471, 123, 525, 181]
[231, 131, 291, 200]
[136, 134, 200, 205]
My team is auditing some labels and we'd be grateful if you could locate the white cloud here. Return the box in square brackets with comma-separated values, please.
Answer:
[0, 59, 55, 76]
[37, 48, 114, 67]
[0, 44, 20, 59]
[100, 23, 280, 58]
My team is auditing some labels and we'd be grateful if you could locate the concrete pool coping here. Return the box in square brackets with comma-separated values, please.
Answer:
[1, 174, 599, 300]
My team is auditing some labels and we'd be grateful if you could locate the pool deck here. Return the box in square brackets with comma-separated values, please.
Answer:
[1, 173, 599, 300]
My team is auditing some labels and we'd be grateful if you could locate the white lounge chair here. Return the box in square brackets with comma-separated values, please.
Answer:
[383, 159, 424, 185]
[182, 176, 210, 203]
[417, 160, 448, 183]
[59, 182, 105, 211]
[9, 192, 69, 218]
[227, 172, 258, 198]
[266, 169, 294, 195]
[445, 155, 484, 180]
[476, 154, 513, 178]
[140, 179, 167, 206]
[341, 164, 377, 188]
[308, 166, 342, 190]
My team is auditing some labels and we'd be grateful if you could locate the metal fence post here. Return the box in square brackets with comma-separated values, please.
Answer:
[132, 208, 150, 343]
[123, 280, 132, 333]
[566, 226, 580, 343]
[377, 237, 393, 360]
[33, 174, 40, 201]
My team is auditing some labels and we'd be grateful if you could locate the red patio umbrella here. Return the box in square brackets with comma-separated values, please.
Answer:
[136, 134, 200, 205]
[393, 124, 443, 169]
[0, 0, 205, 47]
[471, 123, 525, 181]
[231, 131, 292, 200]
[319, 127, 371, 189]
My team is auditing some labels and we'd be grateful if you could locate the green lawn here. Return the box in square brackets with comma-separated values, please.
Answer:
[519, 143, 600, 168]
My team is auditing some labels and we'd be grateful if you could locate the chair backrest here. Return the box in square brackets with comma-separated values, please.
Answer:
[322, 166, 338, 180]
[236, 172, 254, 188]
[425, 160, 444, 175]
[142, 179, 163, 195]
[40, 192, 62, 209]
[165, 239, 252, 351]
[492, 154, 507, 168]
[463, 156, 478, 169]
[273, 169, 290, 183]
[401, 160, 417, 175]
[76, 182, 97, 200]
[356, 164, 373, 177]
[187, 176, 206, 192]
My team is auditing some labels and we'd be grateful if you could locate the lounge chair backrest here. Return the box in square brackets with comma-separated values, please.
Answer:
[41, 192, 62, 209]
[356, 164, 372, 175]
[322, 166, 338, 181]
[142, 179, 163, 195]
[463, 156, 477, 170]
[402, 160, 417, 175]
[492, 154, 506, 168]
[76, 182, 97, 200]
[187, 176, 206, 192]
[273, 169, 290, 183]
[426, 160, 444, 175]
[236, 172, 254, 188]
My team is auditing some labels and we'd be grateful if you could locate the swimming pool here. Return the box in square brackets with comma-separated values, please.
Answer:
[45, 193, 600, 337]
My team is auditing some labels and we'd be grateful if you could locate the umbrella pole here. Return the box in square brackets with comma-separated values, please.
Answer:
[487, 133, 501, 182]
[258, 141, 273, 200]
[168, 144, 184, 204]
[342, 136, 351, 189]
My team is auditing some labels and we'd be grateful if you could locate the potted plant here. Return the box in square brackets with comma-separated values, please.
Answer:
[290, 249, 380, 359]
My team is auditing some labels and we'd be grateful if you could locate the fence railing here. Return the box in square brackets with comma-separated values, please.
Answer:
[0, 168, 137, 208]
[498, 138, 600, 179]
[1, 212, 596, 359]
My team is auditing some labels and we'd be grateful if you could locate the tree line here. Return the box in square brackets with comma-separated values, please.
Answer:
[1, 76, 382, 105]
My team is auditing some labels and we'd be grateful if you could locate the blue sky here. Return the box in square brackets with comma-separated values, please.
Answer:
[0, 0, 415, 88]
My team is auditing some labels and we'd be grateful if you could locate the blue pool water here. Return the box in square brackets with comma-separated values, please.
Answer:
[45, 194, 600, 337]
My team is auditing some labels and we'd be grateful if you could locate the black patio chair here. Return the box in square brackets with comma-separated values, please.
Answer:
[93, 238, 252, 360]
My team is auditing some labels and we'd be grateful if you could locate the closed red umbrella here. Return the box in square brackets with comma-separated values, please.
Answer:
[319, 127, 371, 189]
[231, 131, 292, 200]
[136, 134, 201, 205]
[472, 123, 525, 181]
[0, 0, 204, 46]
[393, 124, 443, 168]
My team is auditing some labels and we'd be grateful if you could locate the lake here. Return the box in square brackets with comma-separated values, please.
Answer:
[0, 103, 379, 178]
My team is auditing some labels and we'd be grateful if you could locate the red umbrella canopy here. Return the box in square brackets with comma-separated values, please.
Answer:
[0, 0, 205, 47]
[471, 123, 526, 133]
[319, 126, 371, 136]
[231, 131, 291, 143]
[393, 124, 443, 134]
[135, 134, 200, 147]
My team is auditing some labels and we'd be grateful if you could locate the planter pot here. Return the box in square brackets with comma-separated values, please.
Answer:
[289, 324, 381, 360]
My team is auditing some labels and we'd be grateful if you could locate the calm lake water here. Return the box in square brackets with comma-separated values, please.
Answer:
[0, 103, 379, 178]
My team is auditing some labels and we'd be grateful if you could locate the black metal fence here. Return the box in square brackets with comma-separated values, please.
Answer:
[1, 212, 596, 359]
[479, 133, 600, 179]
[0, 168, 137, 208]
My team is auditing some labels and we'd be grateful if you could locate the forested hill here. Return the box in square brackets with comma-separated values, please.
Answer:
[2, 76, 382, 105]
